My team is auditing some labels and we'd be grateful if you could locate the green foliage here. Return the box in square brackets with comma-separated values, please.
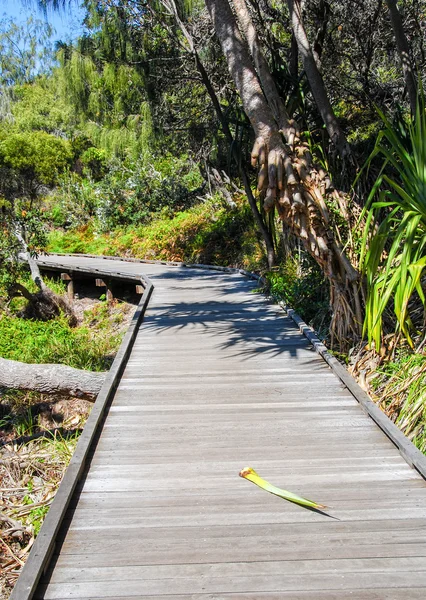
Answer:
[265, 253, 330, 336]
[0, 16, 54, 86]
[47, 198, 265, 269]
[28, 505, 49, 536]
[10, 78, 75, 135]
[361, 98, 426, 348]
[0, 205, 48, 293]
[47, 153, 204, 230]
[45, 172, 99, 228]
[56, 48, 154, 158]
[0, 130, 72, 194]
[80, 146, 107, 180]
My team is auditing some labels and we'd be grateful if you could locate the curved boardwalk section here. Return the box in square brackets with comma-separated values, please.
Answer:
[28, 256, 426, 598]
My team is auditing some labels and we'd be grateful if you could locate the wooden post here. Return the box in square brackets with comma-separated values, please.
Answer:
[135, 284, 144, 295]
[106, 284, 114, 304]
[61, 273, 74, 302]
[95, 278, 114, 303]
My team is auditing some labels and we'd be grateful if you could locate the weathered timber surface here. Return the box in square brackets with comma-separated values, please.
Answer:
[19, 254, 426, 599]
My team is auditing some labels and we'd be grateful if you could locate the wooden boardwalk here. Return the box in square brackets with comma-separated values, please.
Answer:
[23, 256, 426, 598]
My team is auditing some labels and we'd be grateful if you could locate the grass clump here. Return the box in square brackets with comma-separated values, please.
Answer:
[0, 309, 121, 371]
[374, 351, 426, 453]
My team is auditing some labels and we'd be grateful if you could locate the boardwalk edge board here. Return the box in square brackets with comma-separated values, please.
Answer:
[47, 251, 264, 281]
[10, 262, 154, 600]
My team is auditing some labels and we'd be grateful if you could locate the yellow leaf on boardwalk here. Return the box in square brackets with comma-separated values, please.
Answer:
[239, 467, 327, 509]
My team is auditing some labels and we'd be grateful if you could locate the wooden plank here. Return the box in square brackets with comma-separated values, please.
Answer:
[32, 592, 426, 600]
[63, 507, 426, 529]
[68, 487, 426, 510]
[43, 557, 426, 584]
[49, 538, 426, 567]
[55, 535, 426, 562]
[34, 571, 426, 598]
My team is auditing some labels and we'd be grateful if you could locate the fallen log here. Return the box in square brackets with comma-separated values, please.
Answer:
[0, 358, 105, 401]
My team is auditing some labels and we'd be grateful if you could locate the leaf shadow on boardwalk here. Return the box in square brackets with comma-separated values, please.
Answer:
[141, 299, 320, 361]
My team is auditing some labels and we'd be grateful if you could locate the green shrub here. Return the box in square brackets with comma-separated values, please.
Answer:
[80, 146, 107, 181]
[265, 253, 330, 336]
[0, 131, 72, 187]
[47, 198, 265, 269]
[45, 153, 205, 232]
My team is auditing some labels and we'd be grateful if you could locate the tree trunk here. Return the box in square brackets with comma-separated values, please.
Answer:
[204, 0, 279, 145]
[0, 357, 105, 401]
[15, 229, 47, 292]
[205, 0, 362, 348]
[194, 51, 276, 266]
[232, 0, 296, 141]
[289, 32, 298, 82]
[387, 0, 417, 115]
[287, 0, 352, 160]
[312, 0, 330, 69]
[159, 0, 276, 265]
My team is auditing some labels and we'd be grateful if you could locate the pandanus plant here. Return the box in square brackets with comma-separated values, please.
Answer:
[361, 96, 426, 350]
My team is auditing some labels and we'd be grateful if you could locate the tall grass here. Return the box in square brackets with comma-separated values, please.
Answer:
[375, 352, 426, 453]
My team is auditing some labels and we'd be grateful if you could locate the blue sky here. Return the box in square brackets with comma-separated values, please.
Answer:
[0, 0, 86, 41]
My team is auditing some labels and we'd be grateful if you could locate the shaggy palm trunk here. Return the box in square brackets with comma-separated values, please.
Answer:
[387, 0, 417, 115]
[232, 0, 295, 139]
[205, 0, 362, 347]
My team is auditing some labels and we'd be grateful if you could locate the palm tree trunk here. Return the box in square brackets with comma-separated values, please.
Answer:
[232, 0, 296, 142]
